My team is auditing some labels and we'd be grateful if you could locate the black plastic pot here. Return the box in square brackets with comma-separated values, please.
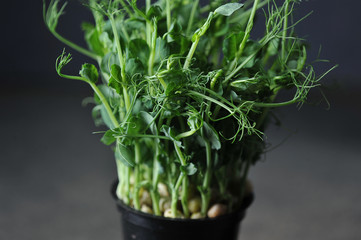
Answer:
[111, 182, 254, 240]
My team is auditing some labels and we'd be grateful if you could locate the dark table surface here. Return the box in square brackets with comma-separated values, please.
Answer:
[1, 81, 360, 240]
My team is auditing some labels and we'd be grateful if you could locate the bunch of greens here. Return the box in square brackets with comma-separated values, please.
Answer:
[44, 0, 334, 219]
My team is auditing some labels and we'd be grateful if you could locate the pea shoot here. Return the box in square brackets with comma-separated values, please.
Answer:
[44, 0, 335, 218]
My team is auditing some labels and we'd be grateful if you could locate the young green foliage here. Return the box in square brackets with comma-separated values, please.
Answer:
[44, 0, 335, 219]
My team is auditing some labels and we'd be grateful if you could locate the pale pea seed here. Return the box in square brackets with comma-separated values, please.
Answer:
[163, 209, 184, 218]
[157, 182, 169, 197]
[140, 189, 152, 206]
[190, 212, 204, 219]
[207, 203, 228, 218]
[141, 204, 153, 214]
[188, 197, 201, 213]
[159, 197, 172, 212]
[129, 175, 135, 185]
[163, 209, 175, 218]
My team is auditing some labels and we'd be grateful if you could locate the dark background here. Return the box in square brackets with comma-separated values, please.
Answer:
[1, 0, 360, 239]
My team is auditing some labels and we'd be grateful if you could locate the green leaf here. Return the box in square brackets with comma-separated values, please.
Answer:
[187, 113, 202, 132]
[108, 64, 122, 93]
[161, 125, 182, 148]
[230, 77, 258, 91]
[139, 111, 157, 135]
[94, 84, 120, 108]
[100, 52, 118, 74]
[238, 41, 262, 68]
[146, 5, 162, 19]
[82, 22, 109, 56]
[55, 50, 72, 76]
[125, 58, 145, 76]
[108, 77, 122, 94]
[127, 38, 150, 66]
[287, 60, 298, 70]
[155, 158, 164, 175]
[91, 105, 103, 127]
[79, 63, 98, 83]
[201, 122, 221, 150]
[100, 104, 115, 129]
[43, 0, 67, 31]
[91, 102, 117, 129]
[99, 32, 112, 48]
[110, 64, 122, 82]
[172, 2, 196, 30]
[215, 3, 244, 17]
[124, 18, 146, 33]
[180, 163, 197, 176]
[223, 32, 244, 61]
[158, 69, 187, 96]
[154, 37, 170, 65]
[115, 143, 135, 167]
[167, 21, 185, 43]
[101, 129, 116, 145]
[297, 46, 307, 71]
[266, 38, 280, 56]
[127, 115, 145, 135]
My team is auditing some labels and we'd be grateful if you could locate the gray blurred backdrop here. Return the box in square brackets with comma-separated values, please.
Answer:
[1, 0, 360, 239]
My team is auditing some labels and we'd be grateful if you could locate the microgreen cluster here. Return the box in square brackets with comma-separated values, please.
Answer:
[44, 0, 333, 218]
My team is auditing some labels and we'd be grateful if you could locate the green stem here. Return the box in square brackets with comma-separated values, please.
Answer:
[151, 141, 161, 215]
[120, 22, 130, 42]
[201, 139, 212, 215]
[170, 188, 179, 217]
[109, 14, 125, 77]
[148, 22, 157, 75]
[174, 142, 187, 166]
[173, 142, 189, 217]
[115, 134, 172, 141]
[187, 90, 235, 116]
[225, 48, 260, 84]
[119, 0, 134, 17]
[183, 12, 214, 69]
[124, 166, 131, 204]
[89, 82, 120, 128]
[253, 97, 300, 108]
[181, 177, 189, 218]
[150, 191, 160, 215]
[237, 0, 259, 58]
[89, 0, 104, 33]
[146, 0, 151, 45]
[166, 0, 171, 31]
[108, 13, 131, 112]
[255, 91, 279, 128]
[50, 30, 99, 60]
[183, 37, 200, 70]
[176, 130, 197, 139]
[224, 36, 273, 84]
[115, 158, 124, 200]
[133, 142, 142, 210]
[281, 0, 290, 70]
[186, 0, 199, 36]
[229, 0, 268, 24]
[210, 69, 223, 90]
[227, 0, 259, 74]
[157, 76, 168, 90]
[58, 72, 120, 128]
